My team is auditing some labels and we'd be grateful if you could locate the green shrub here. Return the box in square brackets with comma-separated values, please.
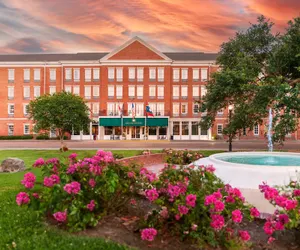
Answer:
[36, 134, 50, 140]
[0, 135, 33, 140]
[163, 149, 204, 165]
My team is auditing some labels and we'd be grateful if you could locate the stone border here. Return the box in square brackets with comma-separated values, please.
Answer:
[116, 153, 166, 167]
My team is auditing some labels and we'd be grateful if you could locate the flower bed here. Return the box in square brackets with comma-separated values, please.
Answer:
[116, 153, 165, 167]
[163, 149, 204, 165]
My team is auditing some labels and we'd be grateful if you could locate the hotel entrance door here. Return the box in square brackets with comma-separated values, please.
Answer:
[131, 127, 140, 139]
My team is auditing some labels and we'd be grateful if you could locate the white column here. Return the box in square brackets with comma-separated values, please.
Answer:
[208, 127, 212, 140]
[189, 121, 192, 140]
[179, 121, 182, 140]
[89, 122, 92, 140]
[80, 130, 83, 140]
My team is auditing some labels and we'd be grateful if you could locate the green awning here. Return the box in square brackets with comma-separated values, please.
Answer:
[99, 117, 168, 127]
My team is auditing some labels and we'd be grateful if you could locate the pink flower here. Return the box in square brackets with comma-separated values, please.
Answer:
[21, 172, 36, 189]
[44, 177, 54, 187]
[87, 200, 95, 211]
[145, 189, 159, 202]
[274, 221, 284, 231]
[159, 207, 169, 219]
[130, 199, 137, 206]
[279, 214, 289, 225]
[263, 221, 274, 235]
[186, 194, 197, 207]
[226, 196, 235, 203]
[146, 173, 157, 183]
[250, 207, 260, 218]
[232, 209, 243, 223]
[214, 200, 225, 212]
[268, 237, 275, 244]
[275, 195, 287, 207]
[68, 153, 78, 159]
[127, 172, 135, 178]
[239, 231, 251, 242]
[191, 224, 198, 231]
[89, 178, 96, 188]
[285, 200, 297, 210]
[141, 228, 157, 242]
[53, 210, 67, 222]
[178, 205, 189, 215]
[204, 195, 216, 206]
[50, 174, 60, 184]
[175, 214, 181, 220]
[167, 184, 181, 199]
[32, 193, 39, 199]
[33, 158, 45, 167]
[64, 181, 81, 194]
[206, 165, 215, 172]
[210, 214, 225, 231]
[293, 189, 300, 196]
[213, 191, 222, 200]
[67, 165, 77, 174]
[16, 192, 30, 206]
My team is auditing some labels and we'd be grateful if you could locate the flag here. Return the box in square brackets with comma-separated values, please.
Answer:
[118, 103, 123, 117]
[146, 103, 154, 117]
[131, 103, 135, 118]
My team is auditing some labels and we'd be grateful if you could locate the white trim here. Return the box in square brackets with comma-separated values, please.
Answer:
[100, 61, 172, 66]
[0, 118, 29, 120]
[100, 36, 172, 62]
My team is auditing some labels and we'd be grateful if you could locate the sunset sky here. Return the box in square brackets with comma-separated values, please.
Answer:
[0, 0, 299, 54]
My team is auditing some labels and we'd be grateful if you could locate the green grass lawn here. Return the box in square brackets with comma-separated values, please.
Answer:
[0, 149, 222, 250]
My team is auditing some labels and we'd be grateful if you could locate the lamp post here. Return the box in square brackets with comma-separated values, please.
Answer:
[228, 105, 233, 152]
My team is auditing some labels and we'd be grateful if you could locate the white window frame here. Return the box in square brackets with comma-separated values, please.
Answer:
[8, 69, 15, 83]
[137, 67, 144, 82]
[49, 86, 56, 95]
[157, 86, 164, 99]
[193, 68, 199, 81]
[217, 124, 223, 135]
[8, 86, 14, 100]
[193, 86, 199, 98]
[193, 103, 200, 114]
[92, 103, 99, 115]
[149, 85, 156, 98]
[108, 85, 114, 98]
[156, 103, 165, 116]
[181, 68, 188, 82]
[23, 86, 30, 99]
[201, 68, 208, 82]
[173, 68, 179, 82]
[201, 85, 207, 97]
[85, 68, 92, 82]
[128, 85, 135, 98]
[24, 69, 30, 82]
[23, 104, 29, 115]
[8, 104, 14, 115]
[73, 86, 80, 96]
[181, 103, 188, 115]
[50, 68, 56, 82]
[84, 86, 91, 99]
[92, 86, 99, 98]
[8, 124, 14, 136]
[65, 85, 72, 93]
[34, 69, 41, 82]
[181, 86, 188, 99]
[116, 85, 123, 99]
[108, 68, 115, 81]
[93, 68, 100, 81]
[34, 86, 41, 98]
[173, 103, 180, 116]
[129, 68, 135, 81]
[137, 86, 143, 99]
[24, 124, 30, 135]
[73, 68, 80, 82]
[158, 68, 164, 82]
[135, 103, 144, 116]
[217, 109, 224, 115]
[65, 68, 72, 81]
[116, 68, 123, 82]
[149, 68, 156, 81]
[254, 124, 259, 136]
[173, 85, 179, 99]
[107, 103, 115, 116]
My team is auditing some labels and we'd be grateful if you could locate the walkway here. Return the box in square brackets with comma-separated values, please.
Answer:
[0, 139, 300, 150]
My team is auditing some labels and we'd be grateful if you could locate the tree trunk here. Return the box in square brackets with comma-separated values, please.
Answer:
[58, 129, 66, 151]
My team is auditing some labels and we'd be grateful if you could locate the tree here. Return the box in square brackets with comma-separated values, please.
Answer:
[28, 92, 91, 149]
[200, 16, 300, 149]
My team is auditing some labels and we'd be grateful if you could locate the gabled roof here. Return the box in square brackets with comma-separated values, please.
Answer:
[100, 36, 172, 61]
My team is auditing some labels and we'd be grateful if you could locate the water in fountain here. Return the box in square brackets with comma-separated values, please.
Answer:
[267, 108, 273, 152]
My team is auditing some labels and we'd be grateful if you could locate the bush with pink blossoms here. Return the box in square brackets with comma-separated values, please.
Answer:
[163, 148, 204, 165]
[260, 181, 300, 243]
[137, 163, 257, 249]
[16, 150, 142, 232]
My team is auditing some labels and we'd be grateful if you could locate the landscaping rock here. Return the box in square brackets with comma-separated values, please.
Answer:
[0, 158, 25, 173]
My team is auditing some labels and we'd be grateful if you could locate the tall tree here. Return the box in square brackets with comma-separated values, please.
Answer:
[28, 92, 91, 149]
[200, 16, 300, 149]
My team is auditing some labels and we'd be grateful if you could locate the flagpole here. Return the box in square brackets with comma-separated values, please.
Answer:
[145, 113, 147, 140]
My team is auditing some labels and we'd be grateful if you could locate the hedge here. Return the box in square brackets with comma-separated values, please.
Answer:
[0, 135, 34, 140]
[36, 135, 69, 140]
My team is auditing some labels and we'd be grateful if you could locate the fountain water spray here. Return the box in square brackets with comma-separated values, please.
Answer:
[267, 108, 273, 152]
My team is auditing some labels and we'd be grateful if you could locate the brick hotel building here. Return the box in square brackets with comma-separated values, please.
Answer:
[0, 37, 298, 141]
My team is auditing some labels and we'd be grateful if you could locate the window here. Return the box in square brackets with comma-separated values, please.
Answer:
[23, 104, 29, 115]
[8, 87, 14, 100]
[74, 68, 80, 82]
[173, 121, 180, 135]
[73, 86, 80, 96]
[173, 86, 179, 99]
[34, 69, 41, 82]
[24, 86, 30, 99]
[128, 86, 135, 98]
[217, 109, 224, 115]
[34, 86, 40, 98]
[107, 103, 115, 116]
[84, 86, 91, 99]
[181, 103, 188, 115]
[65, 85, 72, 93]
[129, 68, 135, 81]
[182, 121, 189, 135]
[85, 68, 91, 82]
[173, 103, 180, 116]
[173, 68, 179, 82]
[201, 68, 208, 81]
[8, 104, 14, 115]
[201, 85, 207, 97]
[254, 125, 259, 135]
[158, 68, 164, 82]
[159, 127, 167, 135]
[8, 69, 15, 83]
[108, 68, 115, 81]
[50, 69, 56, 82]
[50, 129, 56, 138]
[149, 68, 156, 81]
[181, 68, 188, 82]
[193, 103, 200, 114]
[149, 103, 156, 115]
[137, 68, 144, 82]
[157, 86, 164, 99]
[108, 86, 114, 98]
[24, 124, 30, 135]
[201, 127, 208, 135]
[149, 127, 157, 136]
[65, 68, 72, 81]
[8, 124, 14, 136]
[105, 126, 113, 135]
[136, 103, 144, 116]
[92, 103, 99, 115]
[128, 103, 134, 116]
[217, 124, 223, 135]
[137, 86, 143, 99]
[192, 122, 199, 135]
[93, 86, 99, 98]
[243, 127, 247, 136]
[116, 68, 123, 82]
[181, 86, 188, 99]
[49, 86, 56, 95]
[149, 86, 156, 98]
[157, 103, 164, 116]
[193, 68, 199, 81]
[193, 86, 199, 98]
[116, 85, 123, 99]
[24, 69, 30, 82]
[93, 68, 100, 81]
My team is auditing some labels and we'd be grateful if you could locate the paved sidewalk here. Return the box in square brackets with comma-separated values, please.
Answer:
[0, 139, 300, 150]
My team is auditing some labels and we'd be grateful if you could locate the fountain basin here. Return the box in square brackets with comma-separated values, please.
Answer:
[194, 152, 300, 189]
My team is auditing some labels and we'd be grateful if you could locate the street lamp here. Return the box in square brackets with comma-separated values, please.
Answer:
[228, 105, 234, 152]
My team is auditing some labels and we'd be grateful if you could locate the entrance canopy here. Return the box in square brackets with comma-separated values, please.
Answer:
[99, 117, 169, 127]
